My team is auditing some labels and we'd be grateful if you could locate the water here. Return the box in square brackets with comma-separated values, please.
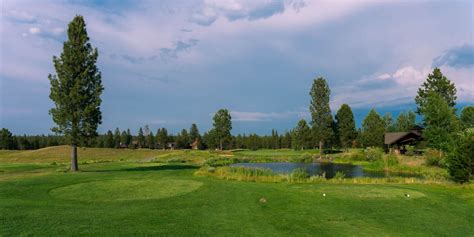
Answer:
[229, 162, 416, 179]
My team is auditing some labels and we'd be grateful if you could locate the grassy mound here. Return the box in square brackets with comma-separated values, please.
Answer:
[50, 179, 203, 201]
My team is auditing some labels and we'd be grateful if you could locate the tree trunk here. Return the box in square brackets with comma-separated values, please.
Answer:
[71, 143, 78, 171]
[219, 139, 223, 150]
[319, 140, 323, 158]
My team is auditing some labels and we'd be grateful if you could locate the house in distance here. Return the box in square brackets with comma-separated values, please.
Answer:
[384, 125, 424, 154]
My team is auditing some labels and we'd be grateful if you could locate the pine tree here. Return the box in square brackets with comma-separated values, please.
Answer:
[394, 111, 416, 132]
[105, 130, 114, 148]
[415, 68, 457, 114]
[137, 127, 145, 148]
[157, 128, 169, 149]
[147, 131, 155, 149]
[0, 128, 17, 150]
[189, 124, 201, 147]
[309, 77, 333, 154]
[212, 109, 232, 150]
[460, 106, 474, 129]
[120, 130, 128, 148]
[114, 128, 121, 148]
[48, 15, 103, 171]
[335, 104, 357, 148]
[421, 93, 460, 153]
[360, 109, 385, 147]
[292, 119, 311, 150]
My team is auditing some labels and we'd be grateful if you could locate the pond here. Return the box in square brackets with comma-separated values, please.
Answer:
[230, 162, 418, 179]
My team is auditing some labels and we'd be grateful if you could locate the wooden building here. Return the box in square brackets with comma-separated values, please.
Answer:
[384, 126, 423, 154]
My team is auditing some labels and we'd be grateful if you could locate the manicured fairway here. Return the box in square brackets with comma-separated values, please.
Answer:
[1, 160, 473, 236]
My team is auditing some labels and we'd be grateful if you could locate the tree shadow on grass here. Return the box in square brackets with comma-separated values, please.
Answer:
[84, 164, 198, 173]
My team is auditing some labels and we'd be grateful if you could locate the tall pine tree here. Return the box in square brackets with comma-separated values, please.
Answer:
[415, 68, 456, 114]
[309, 77, 333, 155]
[212, 109, 232, 150]
[49, 15, 103, 171]
[360, 109, 385, 147]
[335, 104, 357, 148]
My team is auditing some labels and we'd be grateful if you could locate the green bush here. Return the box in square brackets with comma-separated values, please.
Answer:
[384, 154, 399, 167]
[365, 147, 384, 162]
[290, 154, 313, 163]
[290, 168, 310, 180]
[425, 149, 445, 167]
[333, 171, 346, 180]
[350, 149, 366, 161]
[405, 146, 415, 156]
[447, 135, 474, 183]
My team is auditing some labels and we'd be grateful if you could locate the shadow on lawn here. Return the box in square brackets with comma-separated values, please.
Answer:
[84, 164, 198, 173]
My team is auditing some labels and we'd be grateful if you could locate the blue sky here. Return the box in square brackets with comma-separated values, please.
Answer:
[1, 0, 473, 135]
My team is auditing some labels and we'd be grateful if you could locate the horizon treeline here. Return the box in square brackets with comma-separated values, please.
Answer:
[0, 109, 425, 151]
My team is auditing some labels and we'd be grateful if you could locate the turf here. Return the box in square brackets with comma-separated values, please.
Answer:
[0, 148, 473, 236]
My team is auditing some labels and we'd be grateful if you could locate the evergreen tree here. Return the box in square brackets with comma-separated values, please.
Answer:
[48, 15, 103, 171]
[137, 127, 145, 148]
[335, 104, 357, 148]
[156, 128, 169, 149]
[113, 128, 121, 148]
[147, 131, 155, 149]
[460, 106, 474, 129]
[415, 68, 457, 114]
[0, 128, 17, 150]
[120, 130, 128, 147]
[421, 93, 460, 153]
[292, 119, 311, 150]
[126, 129, 133, 148]
[309, 77, 333, 154]
[105, 130, 114, 148]
[212, 109, 232, 150]
[360, 109, 385, 147]
[177, 129, 190, 149]
[447, 131, 474, 183]
[395, 111, 416, 132]
[382, 113, 395, 132]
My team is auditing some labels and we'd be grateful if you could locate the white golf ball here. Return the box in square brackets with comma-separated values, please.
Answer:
[323, 193, 326, 197]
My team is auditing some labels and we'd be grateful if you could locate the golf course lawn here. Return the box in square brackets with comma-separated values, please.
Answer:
[0, 148, 473, 236]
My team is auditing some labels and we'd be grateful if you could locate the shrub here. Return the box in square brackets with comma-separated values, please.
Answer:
[365, 147, 384, 162]
[425, 149, 445, 167]
[447, 134, 474, 183]
[350, 149, 366, 161]
[333, 171, 346, 180]
[384, 154, 399, 167]
[290, 154, 313, 163]
[290, 168, 309, 180]
[405, 146, 415, 156]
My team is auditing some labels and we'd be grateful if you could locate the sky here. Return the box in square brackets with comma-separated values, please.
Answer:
[0, 0, 473, 135]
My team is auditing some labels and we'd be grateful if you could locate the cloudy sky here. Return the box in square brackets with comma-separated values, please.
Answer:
[0, 0, 473, 135]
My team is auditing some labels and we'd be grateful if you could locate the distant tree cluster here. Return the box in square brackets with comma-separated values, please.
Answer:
[0, 128, 66, 150]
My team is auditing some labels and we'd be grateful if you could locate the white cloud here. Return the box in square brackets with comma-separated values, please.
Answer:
[29, 27, 41, 34]
[377, 73, 391, 80]
[231, 110, 308, 122]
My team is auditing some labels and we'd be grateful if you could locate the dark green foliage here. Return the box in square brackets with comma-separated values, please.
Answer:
[292, 119, 311, 150]
[212, 109, 232, 150]
[120, 131, 128, 148]
[48, 15, 103, 171]
[395, 111, 416, 132]
[383, 113, 396, 132]
[176, 129, 190, 149]
[137, 127, 145, 148]
[0, 128, 17, 150]
[105, 130, 114, 148]
[335, 104, 357, 148]
[360, 109, 385, 147]
[447, 133, 474, 183]
[156, 128, 169, 149]
[460, 106, 474, 129]
[48, 15, 103, 145]
[415, 68, 456, 114]
[421, 93, 460, 152]
[189, 124, 201, 147]
[309, 77, 333, 150]
[113, 128, 121, 148]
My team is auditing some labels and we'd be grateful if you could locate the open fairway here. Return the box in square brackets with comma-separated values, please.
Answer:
[1, 147, 473, 236]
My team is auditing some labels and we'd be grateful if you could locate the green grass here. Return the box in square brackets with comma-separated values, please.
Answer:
[1, 147, 473, 235]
